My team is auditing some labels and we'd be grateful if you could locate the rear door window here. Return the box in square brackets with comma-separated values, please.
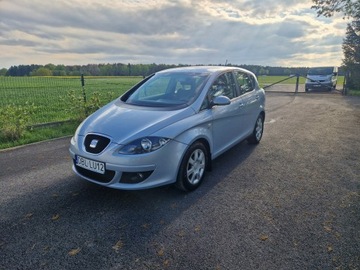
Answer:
[234, 71, 255, 95]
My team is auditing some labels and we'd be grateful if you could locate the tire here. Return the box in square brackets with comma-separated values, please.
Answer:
[247, 114, 264, 144]
[175, 142, 208, 191]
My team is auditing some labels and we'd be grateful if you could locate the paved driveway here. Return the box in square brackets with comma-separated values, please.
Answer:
[1, 92, 359, 270]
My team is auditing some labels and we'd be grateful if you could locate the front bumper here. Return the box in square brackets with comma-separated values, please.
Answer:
[69, 137, 188, 190]
[305, 81, 333, 89]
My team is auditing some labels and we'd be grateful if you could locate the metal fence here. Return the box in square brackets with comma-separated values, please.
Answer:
[0, 76, 142, 127]
[0, 74, 348, 130]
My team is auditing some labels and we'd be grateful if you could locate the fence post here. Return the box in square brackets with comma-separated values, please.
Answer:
[81, 74, 86, 104]
[343, 71, 349, 95]
[295, 74, 299, 93]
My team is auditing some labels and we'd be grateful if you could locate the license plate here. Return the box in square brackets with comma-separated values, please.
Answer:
[76, 155, 105, 174]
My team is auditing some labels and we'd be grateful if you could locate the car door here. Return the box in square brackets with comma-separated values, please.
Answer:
[234, 70, 261, 136]
[209, 72, 247, 157]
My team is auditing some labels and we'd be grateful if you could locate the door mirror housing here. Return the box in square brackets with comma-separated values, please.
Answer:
[211, 96, 231, 107]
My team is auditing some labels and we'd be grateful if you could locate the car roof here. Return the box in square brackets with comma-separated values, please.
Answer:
[157, 66, 247, 75]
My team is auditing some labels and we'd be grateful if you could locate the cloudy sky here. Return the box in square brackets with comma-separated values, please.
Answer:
[0, 0, 350, 69]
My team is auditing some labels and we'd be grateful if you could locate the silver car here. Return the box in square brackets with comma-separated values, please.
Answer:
[69, 66, 265, 191]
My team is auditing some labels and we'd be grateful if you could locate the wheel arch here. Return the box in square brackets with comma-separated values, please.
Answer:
[179, 137, 212, 172]
[260, 110, 265, 121]
[194, 138, 212, 171]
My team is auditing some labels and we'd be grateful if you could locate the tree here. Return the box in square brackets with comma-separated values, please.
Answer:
[31, 67, 52, 76]
[312, 0, 360, 90]
[343, 20, 360, 89]
[312, 0, 360, 18]
[0, 68, 7, 76]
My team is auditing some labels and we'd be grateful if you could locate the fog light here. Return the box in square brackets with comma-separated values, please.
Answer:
[120, 171, 153, 184]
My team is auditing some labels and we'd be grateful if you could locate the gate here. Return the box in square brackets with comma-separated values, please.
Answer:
[262, 75, 301, 93]
[263, 74, 345, 94]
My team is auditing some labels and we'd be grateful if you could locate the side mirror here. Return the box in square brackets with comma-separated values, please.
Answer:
[211, 96, 231, 107]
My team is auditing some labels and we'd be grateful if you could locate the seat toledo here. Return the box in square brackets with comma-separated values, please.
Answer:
[69, 66, 265, 191]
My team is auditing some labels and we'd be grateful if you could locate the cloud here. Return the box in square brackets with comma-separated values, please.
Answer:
[0, 0, 349, 68]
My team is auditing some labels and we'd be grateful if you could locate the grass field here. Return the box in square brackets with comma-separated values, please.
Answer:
[0, 76, 143, 125]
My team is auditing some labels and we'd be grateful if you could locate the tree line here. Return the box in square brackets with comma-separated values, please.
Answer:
[1, 63, 329, 77]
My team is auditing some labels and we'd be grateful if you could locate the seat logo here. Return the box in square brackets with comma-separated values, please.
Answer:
[90, 139, 99, 148]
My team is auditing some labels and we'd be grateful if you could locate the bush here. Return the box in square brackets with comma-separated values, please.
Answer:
[62, 90, 116, 122]
[0, 102, 36, 141]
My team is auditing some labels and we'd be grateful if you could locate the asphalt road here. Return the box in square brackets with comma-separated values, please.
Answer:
[1, 92, 359, 270]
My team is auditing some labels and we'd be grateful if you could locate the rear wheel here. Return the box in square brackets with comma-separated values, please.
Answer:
[175, 142, 208, 191]
[247, 114, 264, 144]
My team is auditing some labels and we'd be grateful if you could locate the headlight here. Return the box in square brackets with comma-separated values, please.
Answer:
[119, 137, 170, 155]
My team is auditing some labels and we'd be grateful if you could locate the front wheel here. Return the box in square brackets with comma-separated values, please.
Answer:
[247, 114, 264, 144]
[175, 142, 208, 192]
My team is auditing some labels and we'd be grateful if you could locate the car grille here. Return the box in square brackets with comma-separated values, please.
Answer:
[84, 134, 111, 154]
[74, 161, 115, 183]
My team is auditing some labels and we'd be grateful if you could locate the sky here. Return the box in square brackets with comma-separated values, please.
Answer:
[0, 0, 351, 69]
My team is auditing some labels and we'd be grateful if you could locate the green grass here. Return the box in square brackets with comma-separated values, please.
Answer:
[348, 89, 360, 96]
[0, 121, 79, 150]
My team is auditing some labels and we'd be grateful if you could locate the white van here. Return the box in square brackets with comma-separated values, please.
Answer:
[305, 67, 338, 92]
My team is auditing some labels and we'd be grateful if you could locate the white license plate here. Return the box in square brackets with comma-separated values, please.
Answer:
[76, 155, 105, 174]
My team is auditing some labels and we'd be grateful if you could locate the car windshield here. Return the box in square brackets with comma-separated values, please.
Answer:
[125, 72, 210, 107]
[308, 67, 333, 75]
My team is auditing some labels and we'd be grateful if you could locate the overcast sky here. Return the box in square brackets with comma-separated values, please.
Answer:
[0, 0, 350, 69]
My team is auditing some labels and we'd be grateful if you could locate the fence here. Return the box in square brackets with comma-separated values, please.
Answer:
[0, 74, 348, 129]
[0, 76, 143, 127]
[263, 75, 302, 92]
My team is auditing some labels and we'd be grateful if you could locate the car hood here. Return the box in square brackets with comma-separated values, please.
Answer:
[77, 101, 196, 144]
